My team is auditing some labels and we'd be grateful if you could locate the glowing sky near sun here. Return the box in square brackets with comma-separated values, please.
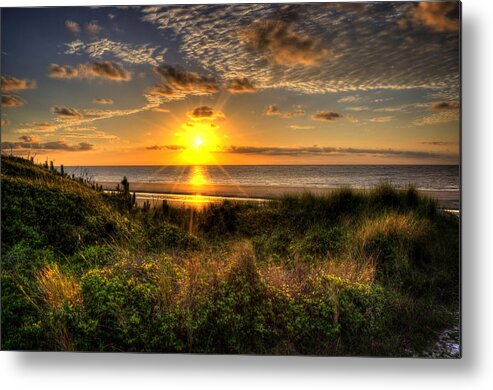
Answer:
[1, 2, 460, 165]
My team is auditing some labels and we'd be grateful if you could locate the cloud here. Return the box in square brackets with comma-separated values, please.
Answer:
[2, 94, 26, 107]
[264, 104, 280, 116]
[65, 39, 167, 66]
[56, 129, 119, 142]
[337, 95, 362, 103]
[1, 139, 94, 152]
[430, 101, 460, 110]
[48, 62, 131, 81]
[65, 20, 81, 35]
[221, 145, 453, 159]
[18, 135, 40, 143]
[142, 4, 459, 94]
[154, 64, 219, 97]
[152, 107, 170, 113]
[369, 116, 394, 123]
[15, 122, 58, 134]
[419, 141, 456, 146]
[52, 106, 83, 119]
[187, 106, 225, 121]
[1, 76, 36, 91]
[345, 106, 368, 112]
[225, 77, 256, 93]
[311, 111, 341, 121]
[414, 110, 459, 126]
[264, 104, 305, 118]
[238, 19, 332, 66]
[146, 144, 186, 151]
[289, 125, 315, 130]
[409, 2, 459, 33]
[85, 20, 104, 37]
[93, 98, 114, 105]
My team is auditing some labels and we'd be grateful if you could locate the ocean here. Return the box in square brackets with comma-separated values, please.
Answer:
[64, 165, 460, 192]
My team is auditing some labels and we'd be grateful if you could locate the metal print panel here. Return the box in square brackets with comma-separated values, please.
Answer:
[0, 2, 461, 356]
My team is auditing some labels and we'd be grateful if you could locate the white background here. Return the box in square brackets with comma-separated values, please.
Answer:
[1, 0, 491, 389]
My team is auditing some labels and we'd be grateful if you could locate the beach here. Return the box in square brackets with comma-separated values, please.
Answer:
[99, 181, 460, 210]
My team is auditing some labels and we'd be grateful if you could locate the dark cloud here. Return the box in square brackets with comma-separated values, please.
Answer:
[409, 2, 459, 33]
[222, 145, 452, 159]
[2, 139, 94, 151]
[52, 106, 83, 118]
[1, 76, 36, 91]
[430, 101, 460, 110]
[187, 106, 225, 121]
[146, 144, 186, 151]
[91, 62, 131, 81]
[48, 62, 131, 81]
[93, 98, 114, 105]
[154, 64, 219, 96]
[311, 111, 341, 121]
[226, 77, 256, 93]
[2, 94, 26, 107]
[238, 19, 332, 66]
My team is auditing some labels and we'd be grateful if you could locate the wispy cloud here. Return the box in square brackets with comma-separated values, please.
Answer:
[85, 20, 104, 37]
[93, 98, 114, 105]
[15, 122, 58, 134]
[264, 104, 305, 118]
[289, 125, 315, 130]
[65, 39, 167, 66]
[369, 116, 394, 123]
[414, 110, 459, 126]
[65, 20, 81, 35]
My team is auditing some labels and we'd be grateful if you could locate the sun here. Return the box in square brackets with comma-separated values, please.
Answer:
[173, 122, 221, 165]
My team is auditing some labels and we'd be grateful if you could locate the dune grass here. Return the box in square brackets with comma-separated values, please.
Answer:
[1, 155, 460, 355]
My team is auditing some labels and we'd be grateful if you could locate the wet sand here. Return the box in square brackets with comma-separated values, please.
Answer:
[100, 181, 460, 210]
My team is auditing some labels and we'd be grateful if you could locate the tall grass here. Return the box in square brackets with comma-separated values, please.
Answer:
[1, 155, 460, 355]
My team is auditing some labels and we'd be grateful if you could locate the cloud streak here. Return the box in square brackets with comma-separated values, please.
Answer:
[48, 62, 131, 81]
[2, 139, 94, 152]
[221, 145, 454, 159]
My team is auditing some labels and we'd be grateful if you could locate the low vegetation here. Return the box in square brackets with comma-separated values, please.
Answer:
[1, 155, 459, 355]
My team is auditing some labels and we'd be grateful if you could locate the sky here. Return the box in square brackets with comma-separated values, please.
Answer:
[1, 2, 460, 166]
